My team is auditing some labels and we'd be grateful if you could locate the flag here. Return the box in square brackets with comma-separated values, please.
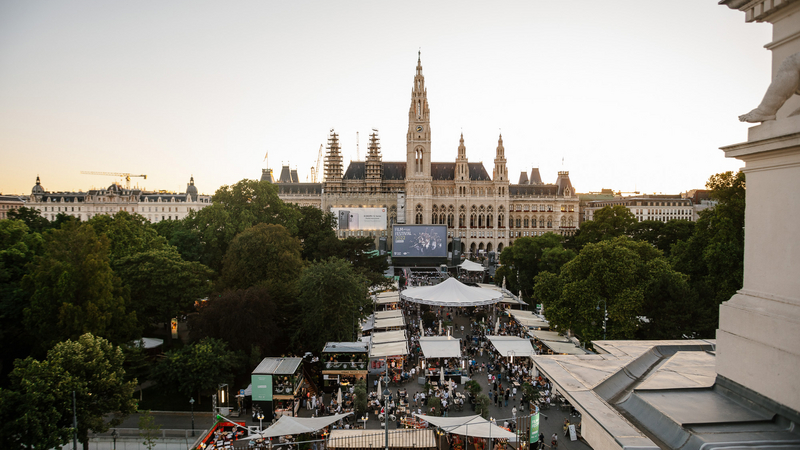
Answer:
[529, 413, 540, 443]
[263, 151, 268, 162]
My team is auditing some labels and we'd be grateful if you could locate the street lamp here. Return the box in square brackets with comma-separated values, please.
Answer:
[257, 409, 265, 431]
[111, 429, 118, 450]
[189, 397, 195, 437]
[596, 300, 607, 340]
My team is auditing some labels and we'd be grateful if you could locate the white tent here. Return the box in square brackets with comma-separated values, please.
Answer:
[374, 310, 403, 320]
[527, 329, 570, 343]
[328, 429, 436, 449]
[243, 413, 353, 439]
[373, 316, 405, 329]
[507, 310, 550, 329]
[370, 341, 409, 357]
[459, 260, 486, 272]
[413, 414, 517, 441]
[487, 335, 535, 358]
[371, 330, 407, 344]
[401, 278, 504, 307]
[418, 336, 462, 358]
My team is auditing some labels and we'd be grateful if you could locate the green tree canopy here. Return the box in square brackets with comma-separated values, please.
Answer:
[189, 285, 283, 355]
[220, 223, 304, 302]
[534, 236, 694, 341]
[87, 212, 168, 263]
[7, 206, 50, 233]
[495, 233, 575, 300]
[629, 219, 695, 257]
[23, 223, 138, 352]
[151, 337, 238, 398]
[114, 247, 213, 328]
[572, 205, 637, 249]
[295, 205, 339, 261]
[2, 333, 136, 450]
[293, 257, 370, 352]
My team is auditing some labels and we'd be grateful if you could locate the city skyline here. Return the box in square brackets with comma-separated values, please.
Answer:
[0, 1, 771, 196]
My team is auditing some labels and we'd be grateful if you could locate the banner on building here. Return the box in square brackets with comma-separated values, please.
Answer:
[251, 375, 273, 401]
[331, 208, 387, 231]
[529, 413, 540, 443]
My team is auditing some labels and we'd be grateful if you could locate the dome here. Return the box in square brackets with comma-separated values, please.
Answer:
[186, 176, 198, 201]
[31, 176, 45, 195]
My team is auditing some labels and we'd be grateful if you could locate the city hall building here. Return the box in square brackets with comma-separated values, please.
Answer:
[265, 55, 579, 256]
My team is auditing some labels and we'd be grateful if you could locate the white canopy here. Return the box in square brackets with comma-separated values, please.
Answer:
[487, 335, 535, 358]
[371, 330, 407, 344]
[373, 316, 405, 329]
[459, 260, 486, 272]
[418, 336, 462, 359]
[370, 341, 409, 357]
[401, 278, 504, 307]
[413, 414, 517, 441]
[374, 310, 403, 320]
[374, 292, 400, 305]
[507, 310, 550, 329]
[527, 330, 570, 343]
[243, 413, 353, 439]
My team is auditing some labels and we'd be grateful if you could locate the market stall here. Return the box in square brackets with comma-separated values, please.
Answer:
[327, 429, 436, 449]
[321, 342, 369, 393]
[251, 357, 305, 419]
[412, 414, 517, 441]
[418, 336, 466, 384]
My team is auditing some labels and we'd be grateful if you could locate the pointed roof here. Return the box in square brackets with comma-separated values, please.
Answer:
[400, 278, 503, 306]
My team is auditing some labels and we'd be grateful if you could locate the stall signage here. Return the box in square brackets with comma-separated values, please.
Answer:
[529, 413, 540, 443]
[251, 375, 272, 401]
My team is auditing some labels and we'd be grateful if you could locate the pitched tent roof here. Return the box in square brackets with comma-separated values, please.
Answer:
[370, 330, 407, 345]
[243, 413, 353, 439]
[527, 330, 570, 343]
[328, 429, 436, 449]
[374, 310, 403, 320]
[401, 278, 503, 307]
[418, 336, 462, 359]
[373, 316, 405, 329]
[412, 414, 517, 441]
[459, 260, 486, 272]
[486, 335, 535, 358]
[369, 341, 409, 357]
[252, 357, 303, 375]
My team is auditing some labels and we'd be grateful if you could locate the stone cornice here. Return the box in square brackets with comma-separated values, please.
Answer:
[721, 0, 800, 23]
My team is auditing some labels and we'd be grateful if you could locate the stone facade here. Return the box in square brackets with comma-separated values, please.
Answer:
[583, 194, 703, 223]
[26, 175, 211, 222]
[270, 54, 580, 255]
[0, 195, 25, 220]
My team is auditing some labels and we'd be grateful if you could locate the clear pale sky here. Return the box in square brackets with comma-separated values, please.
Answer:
[0, 1, 771, 196]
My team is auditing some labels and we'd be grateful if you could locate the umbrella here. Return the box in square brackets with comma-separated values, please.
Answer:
[439, 320, 442, 335]
[440, 366, 445, 385]
[337, 388, 342, 406]
[377, 377, 382, 397]
[502, 277, 506, 290]
[495, 317, 500, 334]
[419, 318, 424, 335]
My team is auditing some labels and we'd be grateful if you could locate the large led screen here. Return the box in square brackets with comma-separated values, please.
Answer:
[331, 208, 387, 230]
[392, 225, 447, 258]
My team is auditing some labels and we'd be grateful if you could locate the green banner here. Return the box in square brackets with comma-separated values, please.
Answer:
[251, 375, 273, 401]
[529, 413, 540, 443]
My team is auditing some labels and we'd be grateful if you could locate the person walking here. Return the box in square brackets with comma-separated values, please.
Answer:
[551, 433, 558, 449]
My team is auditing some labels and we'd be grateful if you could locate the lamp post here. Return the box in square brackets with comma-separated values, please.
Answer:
[383, 360, 390, 450]
[190, 397, 195, 437]
[111, 429, 118, 450]
[257, 410, 265, 431]
[596, 300, 607, 340]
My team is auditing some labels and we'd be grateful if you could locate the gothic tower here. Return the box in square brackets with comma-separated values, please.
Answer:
[405, 52, 432, 224]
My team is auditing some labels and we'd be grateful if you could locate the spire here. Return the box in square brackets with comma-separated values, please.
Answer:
[417, 49, 422, 76]
[36, 175, 41, 186]
[189, 175, 195, 186]
[458, 133, 466, 158]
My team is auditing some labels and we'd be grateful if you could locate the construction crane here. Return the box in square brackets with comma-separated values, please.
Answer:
[311, 144, 324, 183]
[81, 171, 147, 189]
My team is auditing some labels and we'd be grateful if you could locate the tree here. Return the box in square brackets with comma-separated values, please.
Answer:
[572, 205, 637, 249]
[88, 211, 168, 263]
[115, 247, 213, 328]
[293, 258, 370, 352]
[7, 206, 50, 233]
[23, 222, 138, 351]
[220, 223, 304, 304]
[0, 220, 43, 380]
[670, 171, 745, 336]
[189, 285, 282, 356]
[152, 219, 204, 263]
[139, 410, 161, 450]
[295, 205, 338, 262]
[4, 333, 137, 450]
[354, 379, 368, 419]
[629, 219, 695, 257]
[495, 234, 575, 300]
[333, 237, 391, 288]
[533, 236, 692, 341]
[474, 394, 491, 419]
[151, 337, 238, 399]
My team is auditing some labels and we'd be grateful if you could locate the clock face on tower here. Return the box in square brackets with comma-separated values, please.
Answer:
[415, 125, 424, 132]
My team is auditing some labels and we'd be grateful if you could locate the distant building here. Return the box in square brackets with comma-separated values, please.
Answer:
[26, 175, 211, 222]
[266, 54, 580, 256]
[583, 193, 706, 223]
[0, 195, 25, 220]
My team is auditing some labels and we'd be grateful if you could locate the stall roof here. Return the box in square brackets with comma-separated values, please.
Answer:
[373, 316, 405, 329]
[253, 357, 303, 375]
[374, 292, 400, 305]
[527, 330, 570, 343]
[328, 429, 436, 449]
[323, 342, 369, 353]
[459, 260, 486, 272]
[401, 278, 503, 307]
[507, 311, 550, 329]
[476, 284, 527, 306]
[540, 340, 592, 355]
[486, 335, 535, 358]
[413, 414, 517, 441]
[361, 315, 375, 332]
[370, 330, 407, 345]
[418, 336, 462, 359]
[369, 341, 409, 357]
[374, 310, 403, 320]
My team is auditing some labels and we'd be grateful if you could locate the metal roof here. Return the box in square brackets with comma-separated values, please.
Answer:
[252, 357, 303, 375]
[322, 342, 369, 353]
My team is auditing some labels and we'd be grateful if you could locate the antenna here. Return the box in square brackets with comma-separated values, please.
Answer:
[356, 131, 360, 161]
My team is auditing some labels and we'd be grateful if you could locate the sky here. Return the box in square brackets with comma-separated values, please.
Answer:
[0, 1, 772, 196]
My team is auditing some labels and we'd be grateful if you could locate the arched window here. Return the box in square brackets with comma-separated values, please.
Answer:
[431, 213, 437, 224]
[487, 214, 493, 228]
[539, 217, 545, 228]
[440, 213, 446, 224]
[523, 217, 529, 228]
[547, 218, 552, 228]
[516, 217, 521, 228]
[459, 213, 465, 227]
[448, 213, 454, 228]
[415, 204, 423, 224]
[498, 214, 504, 227]
[560, 216, 566, 227]
[470, 214, 476, 228]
